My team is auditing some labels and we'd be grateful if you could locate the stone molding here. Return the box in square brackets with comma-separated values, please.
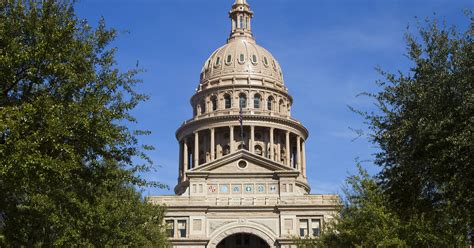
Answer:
[176, 114, 308, 141]
[208, 222, 276, 248]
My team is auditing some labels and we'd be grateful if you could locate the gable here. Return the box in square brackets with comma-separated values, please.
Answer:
[190, 150, 295, 174]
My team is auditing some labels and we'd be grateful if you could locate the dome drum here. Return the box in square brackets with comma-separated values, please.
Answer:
[190, 87, 293, 119]
[175, 120, 310, 194]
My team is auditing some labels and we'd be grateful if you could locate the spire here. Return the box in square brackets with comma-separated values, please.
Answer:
[228, 0, 254, 41]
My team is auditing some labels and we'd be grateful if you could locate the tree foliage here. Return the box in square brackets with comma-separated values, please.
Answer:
[296, 15, 472, 248]
[296, 165, 469, 247]
[365, 15, 473, 244]
[295, 166, 407, 248]
[0, 0, 168, 246]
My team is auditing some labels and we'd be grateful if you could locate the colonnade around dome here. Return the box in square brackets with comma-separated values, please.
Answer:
[177, 125, 307, 183]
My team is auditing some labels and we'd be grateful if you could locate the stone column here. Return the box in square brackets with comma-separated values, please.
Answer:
[285, 131, 290, 166]
[296, 136, 301, 170]
[194, 132, 199, 167]
[179, 140, 183, 180]
[229, 126, 234, 153]
[183, 137, 188, 180]
[269, 127, 274, 160]
[210, 128, 215, 161]
[302, 139, 306, 177]
[277, 142, 281, 162]
[250, 125, 255, 153]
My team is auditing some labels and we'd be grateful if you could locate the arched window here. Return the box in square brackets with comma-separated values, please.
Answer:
[254, 94, 261, 109]
[279, 99, 285, 113]
[238, 144, 247, 150]
[226, 55, 232, 64]
[239, 93, 247, 109]
[211, 96, 218, 111]
[267, 96, 274, 111]
[200, 100, 206, 114]
[252, 54, 257, 63]
[239, 16, 243, 29]
[224, 94, 232, 109]
[215, 57, 221, 66]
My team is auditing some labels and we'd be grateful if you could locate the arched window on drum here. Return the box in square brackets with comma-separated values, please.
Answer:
[254, 94, 261, 109]
[224, 94, 232, 109]
[279, 99, 285, 114]
[267, 96, 274, 111]
[239, 93, 247, 109]
[200, 100, 206, 115]
[211, 96, 218, 111]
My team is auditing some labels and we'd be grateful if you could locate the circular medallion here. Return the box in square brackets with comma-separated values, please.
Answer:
[238, 160, 248, 169]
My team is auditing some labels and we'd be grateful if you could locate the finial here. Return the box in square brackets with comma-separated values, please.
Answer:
[228, 0, 254, 41]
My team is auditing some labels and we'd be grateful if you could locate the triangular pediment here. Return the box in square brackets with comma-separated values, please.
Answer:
[189, 150, 297, 174]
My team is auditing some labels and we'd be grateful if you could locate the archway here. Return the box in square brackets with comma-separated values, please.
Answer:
[216, 233, 270, 248]
[208, 225, 275, 248]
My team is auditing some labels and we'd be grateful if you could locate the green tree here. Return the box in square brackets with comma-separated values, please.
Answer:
[0, 0, 169, 246]
[295, 165, 407, 248]
[362, 15, 473, 245]
[295, 165, 468, 247]
[296, 15, 472, 248]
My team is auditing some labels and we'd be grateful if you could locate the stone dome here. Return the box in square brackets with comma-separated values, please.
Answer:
[199, 0, 284, 86]
[200, 38, 284, 85]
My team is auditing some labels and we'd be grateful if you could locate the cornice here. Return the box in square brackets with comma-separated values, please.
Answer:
[176, 114, 309, 140]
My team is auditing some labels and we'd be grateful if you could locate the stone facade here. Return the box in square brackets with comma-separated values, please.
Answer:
[148, 1, 340, 247]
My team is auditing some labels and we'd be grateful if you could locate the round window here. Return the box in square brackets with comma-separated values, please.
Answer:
[238, 160, 248, 169]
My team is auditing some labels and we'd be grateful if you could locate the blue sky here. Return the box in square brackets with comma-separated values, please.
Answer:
[76, 0, 472, 196]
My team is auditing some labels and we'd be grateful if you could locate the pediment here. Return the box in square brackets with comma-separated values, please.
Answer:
[189, 150, 296, 174]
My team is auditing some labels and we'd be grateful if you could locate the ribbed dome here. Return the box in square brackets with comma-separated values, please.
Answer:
[199, 0, 284, 86]
[200, 37, 284, 85]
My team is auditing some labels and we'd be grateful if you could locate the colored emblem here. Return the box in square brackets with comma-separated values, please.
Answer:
[232, 185, 241, 193]
[270, 185, 277, 193]
[208, 185, 217, 193]
[220, 185, 229, 193]
[245, 185, 253, 192]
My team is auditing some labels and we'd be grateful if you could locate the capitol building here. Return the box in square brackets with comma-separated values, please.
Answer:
[148, 0, 340, 247]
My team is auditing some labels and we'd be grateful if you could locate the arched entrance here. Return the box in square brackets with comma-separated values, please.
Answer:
[208, 224, 276, 248]
[216, 233, 270, 248]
